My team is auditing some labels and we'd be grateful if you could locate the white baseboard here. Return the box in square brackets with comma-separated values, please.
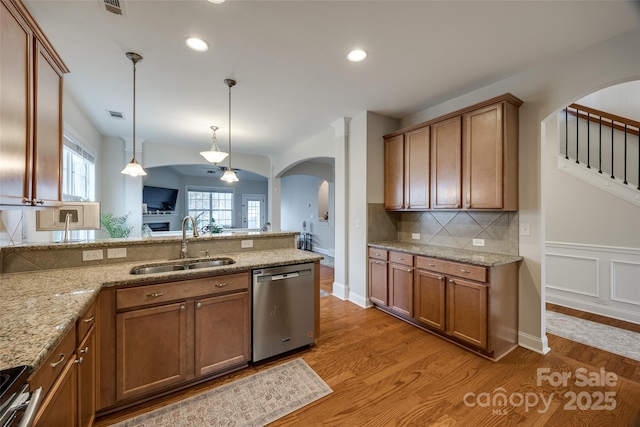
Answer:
[518, 331, 551, 355]
[348, 291, 369, 309]
[332, 281, 347, 301]
[547, 293, 640, 325]
[313, 247, 335, 258]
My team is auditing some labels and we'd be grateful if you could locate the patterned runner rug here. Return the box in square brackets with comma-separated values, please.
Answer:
[546, 310, 640, 362]
[110, 358, 332, 427]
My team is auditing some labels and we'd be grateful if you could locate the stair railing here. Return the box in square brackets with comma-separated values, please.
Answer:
[563, 103, 639, 190]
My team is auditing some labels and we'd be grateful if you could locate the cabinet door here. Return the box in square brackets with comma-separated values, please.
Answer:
[431, 116, 462, 209]
[447, 278, 487, 349]
[116, 302, 188, 401]
[384, 134, 404, 210]
[32, 40, 63, 206]
[464, 103, 503, 209]
[389, 262, 413, 317]
[194, 292, 250, 377]
[404, 127, 430, 209]
[77, 326, 96, 427]
[34, 356, 78, 427]
[414, 269, 446, 331]
[0, 1, 32, 206]
[368, 259, 388, 306]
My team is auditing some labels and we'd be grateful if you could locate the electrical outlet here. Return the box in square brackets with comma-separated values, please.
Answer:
[107, 248, 127, 259]
[519, 223, 531, 236]
[472, 238, 485, 247]
[355, 219, 360, 229]
[412, 233, 420, 240]
[241, 240, 253, 248]
[82, 249, 103, 261]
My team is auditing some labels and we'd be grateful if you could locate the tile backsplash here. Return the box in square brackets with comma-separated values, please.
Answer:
[368, 203, 519, 255]
[0, 210, 24, 247]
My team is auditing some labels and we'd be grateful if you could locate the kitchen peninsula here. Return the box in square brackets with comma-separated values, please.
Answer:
[0, 231, 322, 423]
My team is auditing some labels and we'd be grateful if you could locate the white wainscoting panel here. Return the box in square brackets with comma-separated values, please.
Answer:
[611, 260, 640, 306]
[545, 253, 599, 296]
[545, 242, 640, 325]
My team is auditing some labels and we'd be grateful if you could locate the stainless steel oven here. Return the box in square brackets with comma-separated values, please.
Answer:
[0, 366, 43, 427]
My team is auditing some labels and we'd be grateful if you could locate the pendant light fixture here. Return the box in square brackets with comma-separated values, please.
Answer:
[200, 125, 228, 164]
[121, 52, 147, 177]
[220, 78, 239, 183]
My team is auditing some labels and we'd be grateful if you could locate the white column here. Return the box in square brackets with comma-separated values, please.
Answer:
[331, 117, 350, 300]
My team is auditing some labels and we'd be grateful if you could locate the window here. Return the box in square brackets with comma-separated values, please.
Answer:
[61, 135, 96, 240]
[187, 187, 234, 229]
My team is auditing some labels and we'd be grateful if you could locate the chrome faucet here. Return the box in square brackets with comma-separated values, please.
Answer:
[181, 216, 199, 258]
[63, 212, 72, 243]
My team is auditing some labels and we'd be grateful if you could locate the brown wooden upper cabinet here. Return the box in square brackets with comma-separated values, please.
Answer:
[384, 126, 430, 210]
[0, 0, 68, 207]
[384, 93, 522, 211]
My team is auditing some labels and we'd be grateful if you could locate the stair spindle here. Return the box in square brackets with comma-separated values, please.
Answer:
[599, 116, 603, 174]
[586, 112, 591, 168]
[565, 108, 569, 160]
[576, 107, 579, 163]
[623, 124, 628, 185]
[611, 122, 615, 180]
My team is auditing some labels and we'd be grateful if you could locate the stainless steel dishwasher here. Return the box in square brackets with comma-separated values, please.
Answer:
[252, 263, 315, 362]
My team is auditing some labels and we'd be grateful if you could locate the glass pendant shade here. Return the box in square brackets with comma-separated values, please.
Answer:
[121, 159, 147, 176]
[200, 126, 228, 164]
[122, 52, 147, 177]
[220, 169, 239, 182]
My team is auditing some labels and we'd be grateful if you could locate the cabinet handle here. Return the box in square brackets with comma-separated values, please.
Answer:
[438, 276, 443, 281]
[375, 252, 380, 256]
[428, 263, 436, 267]
[215, 283, 229, 288]
[50, 354, 65, 368]
[74, 357, 84, 365]
[449, 279, 455, 284]
[22, 198, 31, 205]
[397, 257, 404, 261]
[196, 302, 202, 309]
[406, 268, 412, 273]
[31, 198, 44, 205]
[180, 305, 186, 311]
[455, 203, 461, 208]
[80, 346, 89, 354]
[460, 269, 471, 274]
[83, 315, 95, 323]
[147, 292, 164, 298]
[374, 261, 385, 265]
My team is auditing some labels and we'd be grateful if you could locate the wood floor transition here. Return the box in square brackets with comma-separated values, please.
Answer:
[95, 265, 640, 426]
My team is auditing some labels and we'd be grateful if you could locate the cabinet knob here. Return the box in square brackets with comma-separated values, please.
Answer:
[74, 357, 84, 365]
[80, 346, 89, 354]
[147, 292, 164, 298]
[22, 198, 31, 205]
[465, 204, 471, 209]
[196, 302, 202, 309]
[406, 268, 412, 273]
[180, 305, 186, 311]
[455, 204, 461, 208]
[449, 279, 455, 284]
[215, 283, 229, 288]
[438, 276, 443, 281]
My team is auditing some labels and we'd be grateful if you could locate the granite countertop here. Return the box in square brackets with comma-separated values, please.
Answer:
[368, 241, 522, 267]
[0, 248, 322, 372]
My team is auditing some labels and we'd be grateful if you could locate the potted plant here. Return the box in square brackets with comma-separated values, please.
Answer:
[100, 212, 134, 238]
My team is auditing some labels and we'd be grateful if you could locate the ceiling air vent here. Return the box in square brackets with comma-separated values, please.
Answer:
[107, 110, 125, 120]
[101, 0, 124, 16]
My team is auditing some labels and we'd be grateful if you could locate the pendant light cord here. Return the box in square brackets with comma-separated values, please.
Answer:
[132, 60, 137, 162]
[227, 82, 232, 170]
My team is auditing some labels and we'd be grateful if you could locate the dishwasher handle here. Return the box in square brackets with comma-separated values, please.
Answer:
[271, 272, 300, 281]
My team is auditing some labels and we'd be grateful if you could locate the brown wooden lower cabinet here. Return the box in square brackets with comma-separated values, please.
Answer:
[33, 354, 78, 427]
[77, 326, 96, 427]
[369, 249, 519, 361]
[414, 269, 446, 332]
[116, 301, 188, 401]
[98, 272, 252, 412]
[368, 258, 388, 306]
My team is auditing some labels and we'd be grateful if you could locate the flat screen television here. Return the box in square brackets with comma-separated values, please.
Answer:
[143, 186, 179, 212]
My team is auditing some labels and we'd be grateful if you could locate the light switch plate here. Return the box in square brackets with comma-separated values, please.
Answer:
[241, 240, 253, 248]
[412, 233, 420, 240]
[519, 223, 531, 236]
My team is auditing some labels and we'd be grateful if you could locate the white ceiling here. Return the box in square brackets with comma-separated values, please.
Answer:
[24, 0, 640, 158]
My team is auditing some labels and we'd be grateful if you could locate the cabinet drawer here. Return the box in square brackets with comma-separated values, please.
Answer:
[117, 272, 250, 310]
[388, 251, 413, 267]
[77, 299, 96, 342]
[29, 324, 77, 397]
[416, 256, 487, 283]
[368, 248, 388, 261]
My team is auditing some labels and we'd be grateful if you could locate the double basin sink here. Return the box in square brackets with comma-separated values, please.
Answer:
[130, 257, 235, 275]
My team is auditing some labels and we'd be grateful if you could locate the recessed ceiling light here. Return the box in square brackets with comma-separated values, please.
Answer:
[207, 0, 225, 3]
[347, 49, 368, 62]
[186, 37, 209, 52]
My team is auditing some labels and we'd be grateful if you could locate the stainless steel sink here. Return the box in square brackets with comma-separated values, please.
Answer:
[129, 257, 235, 274]
[130, 264, 187, 275]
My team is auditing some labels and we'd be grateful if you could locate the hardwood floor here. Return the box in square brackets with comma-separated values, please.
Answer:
[96, 266, 640, 426]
